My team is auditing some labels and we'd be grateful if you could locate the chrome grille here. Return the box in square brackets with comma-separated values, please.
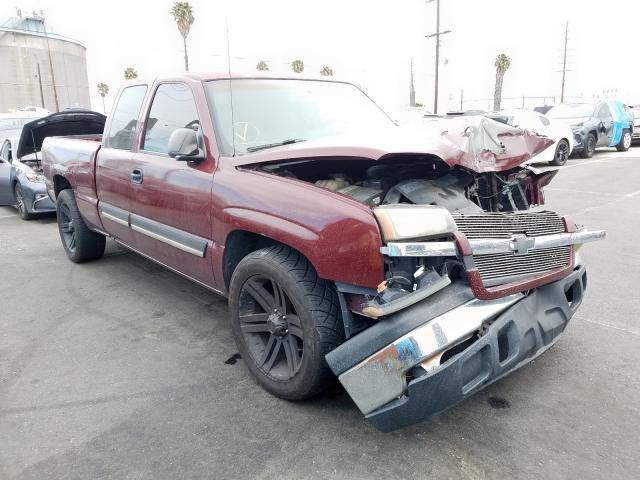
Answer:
[453, 211, 570, 284]
[453, 211, 565, 239]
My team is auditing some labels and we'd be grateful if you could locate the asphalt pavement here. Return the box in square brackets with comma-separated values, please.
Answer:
[1, 150, 639, 479]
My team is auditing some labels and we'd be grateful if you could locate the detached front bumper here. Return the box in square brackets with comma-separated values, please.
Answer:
[327, 264, 587, 432]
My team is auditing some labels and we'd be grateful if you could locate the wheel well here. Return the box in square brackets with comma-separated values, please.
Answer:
[53, 175, 72, 197]
[588, 130, 598, 141]
[223, 230, 282, 290]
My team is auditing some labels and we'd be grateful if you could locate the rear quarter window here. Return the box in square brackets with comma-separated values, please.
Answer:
[105, 85, 148, 150]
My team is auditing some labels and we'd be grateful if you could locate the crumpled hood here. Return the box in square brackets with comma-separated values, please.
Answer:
[233, 116, 554, 173]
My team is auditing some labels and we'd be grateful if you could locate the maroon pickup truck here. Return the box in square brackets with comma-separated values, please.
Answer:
[42, 74, 604, 431]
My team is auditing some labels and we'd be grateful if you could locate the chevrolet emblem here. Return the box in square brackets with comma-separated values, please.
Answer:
[510, 234, 535, 255]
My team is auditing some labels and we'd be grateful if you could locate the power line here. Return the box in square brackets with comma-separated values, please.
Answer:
[560, 21, 569, 103]
[425, 0, 451, 114]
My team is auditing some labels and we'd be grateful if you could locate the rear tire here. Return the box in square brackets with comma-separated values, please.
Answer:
[229, 245, 344, 400]
[14, 183, 35, 220]
[56, 189, 105, 263]
[616, 129, 632, 152]
[550, 139, 570, 166]
[580, 133, 596, 158]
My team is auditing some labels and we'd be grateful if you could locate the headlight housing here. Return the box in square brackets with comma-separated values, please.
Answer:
[25, 173, 45, 183]
[373, 205, 458, 242]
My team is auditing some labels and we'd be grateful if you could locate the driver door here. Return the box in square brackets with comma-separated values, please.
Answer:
[128, 82, 216, 287]
[0, 139, 15, 205]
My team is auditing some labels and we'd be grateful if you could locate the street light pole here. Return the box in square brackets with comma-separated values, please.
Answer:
[425, 0, 451, 115]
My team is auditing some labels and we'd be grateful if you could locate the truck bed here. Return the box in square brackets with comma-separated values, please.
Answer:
[42, 135, 104, 230]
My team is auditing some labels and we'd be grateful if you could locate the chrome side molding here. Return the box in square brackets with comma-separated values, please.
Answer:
[130, 214, 207, 258]
[99, 202, 207, 257]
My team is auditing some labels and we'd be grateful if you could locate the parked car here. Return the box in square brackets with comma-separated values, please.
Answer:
[546, 101, 633, 158]
[0, 110, 105, 219]
[0, 111, 45, 140]
[487, 109, 574, 165]
[42, 75, 604, 432]
[629, 105, 640, 144]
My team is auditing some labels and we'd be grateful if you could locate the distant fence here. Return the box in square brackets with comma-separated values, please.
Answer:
[458, 95, 585, 112]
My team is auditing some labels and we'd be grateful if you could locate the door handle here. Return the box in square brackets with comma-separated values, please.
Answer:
[130, 168, 143, 184]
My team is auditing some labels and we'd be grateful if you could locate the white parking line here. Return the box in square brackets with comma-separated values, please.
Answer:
[561, 160, 603, 169]
[625, 190, 640, 198]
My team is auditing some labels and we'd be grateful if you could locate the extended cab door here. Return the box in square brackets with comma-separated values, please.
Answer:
[95, 84, 148, 242]
[127, 82, 216, 288]
[0, 139, 14, 205]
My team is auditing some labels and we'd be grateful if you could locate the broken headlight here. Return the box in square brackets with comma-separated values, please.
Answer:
[373, 204, 457, 242]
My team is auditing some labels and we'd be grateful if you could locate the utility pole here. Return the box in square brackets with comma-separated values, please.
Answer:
[425, 0, 451, 114]
[42, 15, 60, 112]
[409, 58, 416, 107]
[36, 63, 45, 108]
[560, 21, 568, 103]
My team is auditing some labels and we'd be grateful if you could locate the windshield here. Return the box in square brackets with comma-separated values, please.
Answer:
[204, 79, 395, 156]
[547, 103, 596, 119]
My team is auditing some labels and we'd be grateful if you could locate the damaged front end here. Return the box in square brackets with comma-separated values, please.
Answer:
[252, 116, 606, 431]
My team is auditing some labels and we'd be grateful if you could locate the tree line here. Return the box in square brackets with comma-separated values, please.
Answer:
[96, 2, 511, 114]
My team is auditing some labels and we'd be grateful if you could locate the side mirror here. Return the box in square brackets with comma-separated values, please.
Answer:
[168, 128, 205, 162]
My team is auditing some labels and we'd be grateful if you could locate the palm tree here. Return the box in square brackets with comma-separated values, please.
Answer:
[124, 67, 138, 80]
[493, 53, 511, 111]
[97, 82, 109, 113]
[320, 66, 334, 76]
[291, 59, 304, 74]
[256, 60, 269, 71]
[170, 1, 195, 72]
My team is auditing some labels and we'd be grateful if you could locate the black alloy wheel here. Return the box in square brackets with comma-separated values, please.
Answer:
[551, 139, 570, 166]
[55, 189, 105, 263]
[229, 245, 343, 400]
[581, 133, 596, 158]
[238, 274, 304, 380]
[58, 201, 77, 253]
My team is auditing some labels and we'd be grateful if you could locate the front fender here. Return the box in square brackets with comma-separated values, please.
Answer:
[214, 166, 384, 289]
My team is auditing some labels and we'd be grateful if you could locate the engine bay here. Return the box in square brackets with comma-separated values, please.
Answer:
[254, 154, 560, 332]
[257, 155, 556, 213]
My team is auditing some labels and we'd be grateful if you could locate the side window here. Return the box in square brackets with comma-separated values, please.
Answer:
[597, 104, 612, 121]
[143, 83, 200, 155]
[105, 85, 147, 150]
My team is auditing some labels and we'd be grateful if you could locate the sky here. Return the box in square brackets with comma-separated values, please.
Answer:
[7, 0, 640, 117]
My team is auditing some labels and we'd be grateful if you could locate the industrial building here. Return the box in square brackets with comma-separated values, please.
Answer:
[0, 11, 90, 112]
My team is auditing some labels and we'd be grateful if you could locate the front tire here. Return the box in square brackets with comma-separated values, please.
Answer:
[550, 139, 570, 166]
[229, 245, 344, 400]
[14, 183, 35, 220]
[56, 189, 106, 263]
[580, 133, 596, 158]
[616, 129, 632, 152]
